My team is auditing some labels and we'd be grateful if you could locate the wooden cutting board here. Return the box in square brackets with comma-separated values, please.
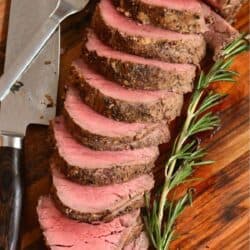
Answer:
[0, 1, 249, 249]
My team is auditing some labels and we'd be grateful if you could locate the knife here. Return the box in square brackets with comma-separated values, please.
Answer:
[0, 1, 60, 249]
[0, 0, 89, 102]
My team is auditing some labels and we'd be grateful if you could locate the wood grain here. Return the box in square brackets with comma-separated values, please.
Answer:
[171, 151, 250, 250]
[0, 1, 248, 249]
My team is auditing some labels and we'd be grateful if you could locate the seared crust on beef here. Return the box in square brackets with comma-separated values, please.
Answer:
[38, 197, 143, 250]
[70, 65, 183, 123]
[201, 3, 240, 59]
[92, 3, 206, 65]
[113, 0, 206, 34]
[52, 150, 157, 185]
[63, 107, 170, 151]
[52, 186, 146, 223]
[49, 120, 159, 185]
[218, 1, 245, 23]
[82, 32, 196, 93]
[205, 0, 246, 23]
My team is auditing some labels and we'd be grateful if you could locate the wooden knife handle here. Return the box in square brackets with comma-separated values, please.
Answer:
[0, 145, 22, 250]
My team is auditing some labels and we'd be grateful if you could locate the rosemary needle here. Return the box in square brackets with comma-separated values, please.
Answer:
[144, 35, 249, 250]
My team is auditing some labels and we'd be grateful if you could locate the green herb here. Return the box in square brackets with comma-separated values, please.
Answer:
[144, 34, 249, 250]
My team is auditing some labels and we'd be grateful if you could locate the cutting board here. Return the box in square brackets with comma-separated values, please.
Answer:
[0, 1, 249, 249]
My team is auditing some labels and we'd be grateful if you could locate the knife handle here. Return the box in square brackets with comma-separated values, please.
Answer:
[0, 135, 23, 250]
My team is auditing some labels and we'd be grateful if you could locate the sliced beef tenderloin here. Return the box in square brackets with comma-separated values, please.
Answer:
[37, 196, 142, 250]
[82, 29, 196, 93]
[204, 0, 245, 22]
[51, 165, 154, 223]
[124, 232, 149, 250]
[71, 59, 183, 123]
[201, 3, 240, 59]
[92, 0, 206, 65]
[51, 117, 159, 185]
[113, 0, 207, 34]
[64, 87, 170, 151]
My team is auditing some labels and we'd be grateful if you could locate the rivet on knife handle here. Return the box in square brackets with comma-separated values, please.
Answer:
[0, 135, 23, 250]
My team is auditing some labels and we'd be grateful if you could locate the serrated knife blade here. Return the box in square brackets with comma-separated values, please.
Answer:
[0, 0, 59, 249]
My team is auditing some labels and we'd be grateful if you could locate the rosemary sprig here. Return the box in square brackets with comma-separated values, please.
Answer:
[144, 35, 249, 250]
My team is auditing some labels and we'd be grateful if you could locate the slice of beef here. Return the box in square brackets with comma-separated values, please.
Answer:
[64, 87, 170, 151]
[51, 117, 159, 185]
[37, 196, 142, 250]
[201, 3, 240, 59]
[124, 232, 149, 250]
[51, 165, 154, 223]
[71, 59, 183, 123]
[204, 0, 245, 22]
[82, 29, 196, 93]
[92, 0, 206, 65]
[113, 0, 207, 34]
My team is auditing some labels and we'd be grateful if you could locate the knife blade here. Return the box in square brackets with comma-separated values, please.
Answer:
[0, 0, 89, 102]
[0, 0, 60, 249]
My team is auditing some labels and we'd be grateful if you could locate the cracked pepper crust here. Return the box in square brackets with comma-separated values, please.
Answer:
[202, 3, 240, 59]
[82, 31, 195, 93]
[92, 4, 206, 65]
[112, 0, 206, 34]
[51, 149, 157, 185]
[49, 123, 159, 185]
[49, 124, 159, 185]
[39, 197, 144, 250]
[52, 186, 146, 223]
[69, 65, 184, 123]
[63, 106, 170, 151]
[207, 0, 246, 23]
